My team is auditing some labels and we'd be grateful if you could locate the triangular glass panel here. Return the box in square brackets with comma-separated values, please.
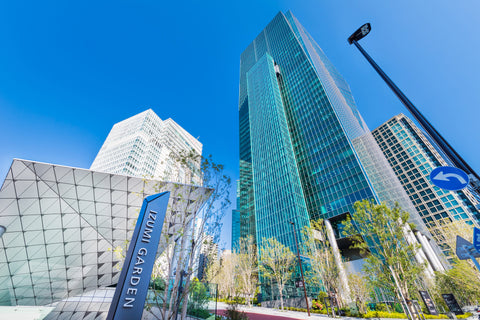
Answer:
[40, 198, 61, 214]
[2, 230, 24, 248]
[24, 230, 44, 246]
[60, 198, 78, 214]
[79, 200, 95, 215]
[27, 245, 47, 260]
[12, 160, 36, 180]
[95, 202, 111, 217]
[33, 163, 56, 182]
[111, 175, 127, 191]
[0, 180, 17, 199]
[127, 177, 144, 193]
[111, 190, 127, 205]
[76, 185, 94, 201]
[58, 183, 76, 200]
[55, 166, 74, 184]
[5, 167, 13, 181]
[0, 198, 19, 215]
[18, 198, 41, 215]
[22, 215, 43, 231]
[62, 213, 81, 229]
[15, 180, 38, 199]
[93, 172, 110, 189]
[127, 192, 142, 207]
[94, 188, 110, 204]
[74, 169, 92, 187]
[44, 229, 63, 244]
[37, 180, 59, 198]
[62, 198, 79, 213]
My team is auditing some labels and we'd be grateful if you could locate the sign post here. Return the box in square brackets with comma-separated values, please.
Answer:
[455, 235, 480, 272]
[106, 192, 170, 320]
[418, 291, 438, 315]
[442, 294, 463, 315]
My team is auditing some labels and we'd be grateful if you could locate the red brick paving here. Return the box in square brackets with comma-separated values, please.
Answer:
[214, 309, 303, 320]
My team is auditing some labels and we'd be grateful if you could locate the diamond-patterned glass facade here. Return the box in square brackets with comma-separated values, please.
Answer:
[0, 159, 211, 307]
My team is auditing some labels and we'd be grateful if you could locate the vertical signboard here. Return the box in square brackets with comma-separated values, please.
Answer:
[442, 294, 463, 315]
[419, 291, 438, 315]
[107, 192, 170, 320]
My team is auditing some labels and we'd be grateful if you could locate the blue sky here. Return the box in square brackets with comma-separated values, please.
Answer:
[1, 1, 479, 249]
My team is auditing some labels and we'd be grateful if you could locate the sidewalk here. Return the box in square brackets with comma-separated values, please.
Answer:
[208, 301, 359, 320]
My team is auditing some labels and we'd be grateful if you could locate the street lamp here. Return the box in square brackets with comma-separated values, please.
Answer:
[289, 221, 310, 316]
[0, 226, 5, 238]
[348, 23, 480, 192]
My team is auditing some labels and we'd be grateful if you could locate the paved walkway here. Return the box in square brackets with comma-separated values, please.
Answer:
[208, 302, 356, 320]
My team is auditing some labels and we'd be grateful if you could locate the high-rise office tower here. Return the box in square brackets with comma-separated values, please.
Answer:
[372, 114, 480, 255]
[91, 109, 202, 185]
[238, 11, 445, 298]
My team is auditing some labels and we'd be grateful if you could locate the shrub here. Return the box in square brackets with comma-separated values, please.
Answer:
[364, 311, 407, 318]
[376, 303, 388, 311]
[189, 308, 212, 319]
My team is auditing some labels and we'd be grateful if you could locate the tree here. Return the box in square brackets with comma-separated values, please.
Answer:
[109, 150, 231, 320]
[136, 150, 231, 320]
[167, 152, 231, 320]
[302, 220, 341, 302]
[235, 235, 257, 306]
[348, 273, 370, 314]
[435, 259, 480, 306]
[343, 200, 426, 312]
[432, 220, 480, 306]
[259, 237, 296, 310]
[216, 250, 238, 299]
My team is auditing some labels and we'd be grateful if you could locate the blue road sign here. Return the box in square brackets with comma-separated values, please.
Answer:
[474, 227, 480, 253]
[430, 166, 469, 191]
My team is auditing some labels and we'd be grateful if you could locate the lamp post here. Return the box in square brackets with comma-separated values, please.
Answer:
[289, 221, 310, 316]
[348, 23, 480, 192]
[0, 226, 5, 238]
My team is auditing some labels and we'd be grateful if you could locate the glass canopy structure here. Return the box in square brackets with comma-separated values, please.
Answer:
[0, 159, 211, 307]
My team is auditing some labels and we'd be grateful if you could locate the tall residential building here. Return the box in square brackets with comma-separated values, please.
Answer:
[91, 109, 202, 185]
[372, 114, 480, 254]
[196, 234, 219, 281]
[238, 11, 445, 299]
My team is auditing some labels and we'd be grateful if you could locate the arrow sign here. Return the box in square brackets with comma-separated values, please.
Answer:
[430, 166, 469, 191]
[474, 227, 480, 253]
[455, 235, 480, 260]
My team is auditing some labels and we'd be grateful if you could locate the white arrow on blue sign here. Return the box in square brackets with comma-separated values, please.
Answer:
[474, 227, 480, 253]
[429, 166, 469, 191]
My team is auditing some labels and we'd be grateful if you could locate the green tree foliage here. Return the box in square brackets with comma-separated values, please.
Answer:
[435, 259, 480, 306]
[302, 219, 341, 300]
[347, 273, 370, 315]
[235, 235, 258, 306]
[187, 278, 210, 316]
[259, 237, 296, 310]
[343, 200, 426, 304]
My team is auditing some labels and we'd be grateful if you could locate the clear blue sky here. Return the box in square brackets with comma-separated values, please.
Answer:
[1, 1, 479, 250]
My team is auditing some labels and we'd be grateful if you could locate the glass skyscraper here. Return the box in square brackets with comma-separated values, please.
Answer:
[373, 114, 480, 256]
[238, 11, 445, 297]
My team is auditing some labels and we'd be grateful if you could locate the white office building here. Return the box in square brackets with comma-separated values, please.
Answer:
[91, 109, 203, 185]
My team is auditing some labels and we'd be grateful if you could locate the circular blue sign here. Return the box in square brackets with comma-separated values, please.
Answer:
[429, 166, 469, 191]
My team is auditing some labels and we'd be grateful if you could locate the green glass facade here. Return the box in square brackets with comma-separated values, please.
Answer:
[238, 11, 434, 271]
